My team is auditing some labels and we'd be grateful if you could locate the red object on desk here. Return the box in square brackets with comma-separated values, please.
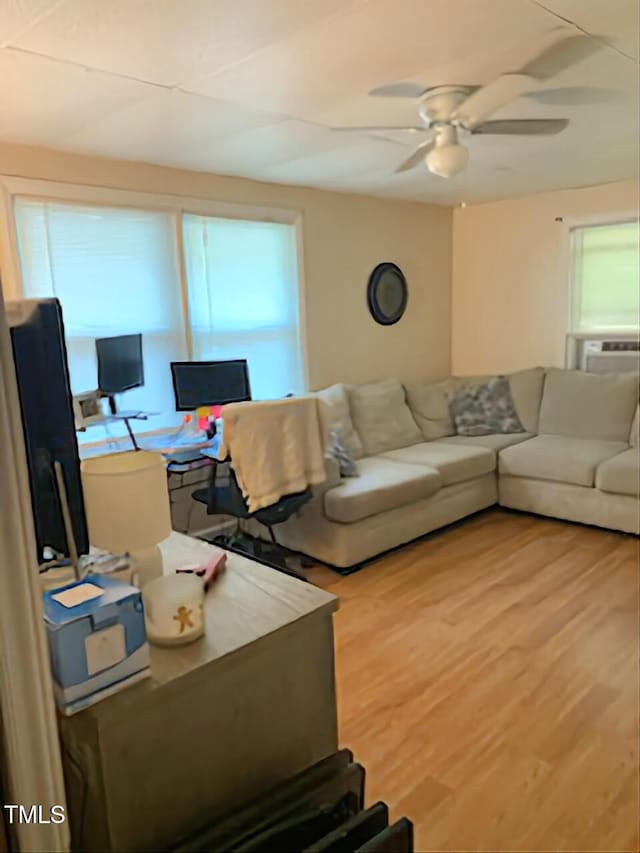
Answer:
[176, 548, 226, 590]
[197, 405, 223, 433]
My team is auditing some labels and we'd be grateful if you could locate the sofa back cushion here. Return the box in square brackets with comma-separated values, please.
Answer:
[404, 378, 456, 440]
[538, 368, 638, 442]
[349, 378, 422, 455]
[316, 383, 363, 460]
[405, 367, 545, 440]
[507, 367, 546, 433]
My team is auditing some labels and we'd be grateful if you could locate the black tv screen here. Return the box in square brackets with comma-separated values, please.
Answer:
[171, 360, 251, 411]
[7, 297, 89, 561]
[96, 333, 144, 395]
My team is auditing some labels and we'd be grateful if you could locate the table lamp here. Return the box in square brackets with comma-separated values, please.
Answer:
[81, 451, 172, 588]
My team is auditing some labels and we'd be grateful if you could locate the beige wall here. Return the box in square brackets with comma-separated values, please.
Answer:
[0, 142, 452, 390]
[451, 179, 639, 375]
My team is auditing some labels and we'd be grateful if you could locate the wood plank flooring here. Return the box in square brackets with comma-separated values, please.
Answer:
[309, 509, 640, 852]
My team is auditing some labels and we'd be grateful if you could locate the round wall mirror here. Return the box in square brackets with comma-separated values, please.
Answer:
[367, 262, 408, 326]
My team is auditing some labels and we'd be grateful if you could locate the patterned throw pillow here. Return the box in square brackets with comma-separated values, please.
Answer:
[448, 376, 525, 436]
[329, 430, 359, 477]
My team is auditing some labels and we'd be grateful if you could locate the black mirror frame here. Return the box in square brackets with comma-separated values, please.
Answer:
[366, 262, 408, 326]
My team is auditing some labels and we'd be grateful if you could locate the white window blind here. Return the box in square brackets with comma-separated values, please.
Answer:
[571, 220, 640, 332]
[182, 214, 303, 399]
[13, 199, 187, 442]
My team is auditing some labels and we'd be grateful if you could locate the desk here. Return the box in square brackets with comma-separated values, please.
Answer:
[78, 411, 159, 451]
[58, 532, 339, 851]
[139, 430, 219, 458]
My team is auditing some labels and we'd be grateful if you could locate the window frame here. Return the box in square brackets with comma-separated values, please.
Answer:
[182, 212, 304, 401]
[563, 212, 639, 336]
[0, 176, 309, 451]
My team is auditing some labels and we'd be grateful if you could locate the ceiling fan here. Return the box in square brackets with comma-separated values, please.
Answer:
[331, 33, 602, 178]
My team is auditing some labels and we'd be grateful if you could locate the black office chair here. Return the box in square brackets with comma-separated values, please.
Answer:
[192, 464, 313, 580]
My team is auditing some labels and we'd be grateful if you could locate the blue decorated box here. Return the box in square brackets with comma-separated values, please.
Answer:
[43, 575, 149, 714]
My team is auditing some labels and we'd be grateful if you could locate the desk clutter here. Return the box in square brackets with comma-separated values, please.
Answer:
[43, 575, 150, 716]
[171, 749, 413, 853]
[42, 547, 226, 713]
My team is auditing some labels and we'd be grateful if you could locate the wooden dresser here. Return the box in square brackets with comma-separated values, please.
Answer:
[58, 533, 339, 851]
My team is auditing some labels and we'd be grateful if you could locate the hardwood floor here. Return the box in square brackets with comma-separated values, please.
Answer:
[309, 509, 640, 852]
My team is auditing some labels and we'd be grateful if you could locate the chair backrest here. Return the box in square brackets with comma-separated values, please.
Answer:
[206, 466, 311, 525]
[206, 466, 251, 518]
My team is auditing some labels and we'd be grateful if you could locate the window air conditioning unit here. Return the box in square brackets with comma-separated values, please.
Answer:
[580, 339, 640, 374]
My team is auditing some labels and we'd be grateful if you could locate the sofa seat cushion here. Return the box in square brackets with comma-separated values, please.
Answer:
[323, 457, 441, 523]
[381, 442, 495, 486]
[499, 434, 629, 487]
[435, 432, 535, 454]
[595, 448, 640, 497]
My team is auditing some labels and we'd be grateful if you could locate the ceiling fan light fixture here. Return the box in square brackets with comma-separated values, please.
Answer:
[425, 142, 469, 178]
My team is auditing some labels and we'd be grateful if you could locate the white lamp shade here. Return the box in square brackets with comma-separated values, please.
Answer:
[81, 451, 171, 553]
[425, 143, 469, 178]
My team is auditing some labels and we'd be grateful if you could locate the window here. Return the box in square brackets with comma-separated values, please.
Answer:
[11, 195, 305, 446]
[182, 215, 303, 400]
[570, 220, 640, 333]
[13, 199, 187, 442]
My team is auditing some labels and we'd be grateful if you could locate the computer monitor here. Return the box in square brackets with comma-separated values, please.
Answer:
[171, 360, 251, 411]
[96, 333, 144, 395]
[7, 297, 89, 561]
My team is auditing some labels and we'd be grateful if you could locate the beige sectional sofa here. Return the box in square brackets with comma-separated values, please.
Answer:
[274, 367, 639, 569]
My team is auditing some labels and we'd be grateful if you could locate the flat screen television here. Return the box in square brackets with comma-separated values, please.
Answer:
[6, 297, 89, 561]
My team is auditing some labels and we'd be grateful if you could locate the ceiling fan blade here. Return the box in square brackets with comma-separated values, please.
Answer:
[330, 125, 429, 132]
[453, 33, 602, 128]
[520, 33, 601, 79]
[524, 85, 619, 106]
[369, 82, 429, 98]
[471, 118, 569, 135]
[395, 134, 437, 173]
[452, 73, 535, 127]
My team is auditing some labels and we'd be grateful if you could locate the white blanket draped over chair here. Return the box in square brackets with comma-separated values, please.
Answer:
[218, 396, 327, 512]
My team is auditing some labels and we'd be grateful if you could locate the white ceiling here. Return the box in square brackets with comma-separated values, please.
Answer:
[0, 0, 638, 205]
